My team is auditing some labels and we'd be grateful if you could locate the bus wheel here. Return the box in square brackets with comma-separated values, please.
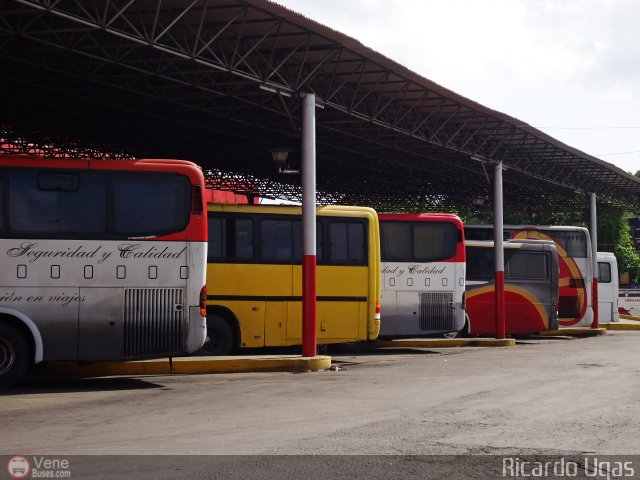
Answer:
[0, 324, 30, 389]
[200, 315, 234, 356]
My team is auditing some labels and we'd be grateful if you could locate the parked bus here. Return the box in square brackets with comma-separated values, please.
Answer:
[597, 252, 619, 323]
[465, 225, 593, 327]
[203, 204, 381, 354]
[465, 240, 559, 336]
[0, 155, 208, 387]
[378, 213, 466, 338]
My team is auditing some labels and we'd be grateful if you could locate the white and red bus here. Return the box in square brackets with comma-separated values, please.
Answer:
[0, 155, 208, 387]
[465, 225, 593, 327]
[378, 213, 466, 337]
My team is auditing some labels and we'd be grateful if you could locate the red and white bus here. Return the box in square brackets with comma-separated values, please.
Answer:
[378, 214, 466, 337]
[0, 155, 208, 387]
[465, 225, 593, 327]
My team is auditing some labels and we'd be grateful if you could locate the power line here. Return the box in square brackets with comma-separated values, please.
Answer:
[597, 150, 640, 157]
[530, 126, 640, 130]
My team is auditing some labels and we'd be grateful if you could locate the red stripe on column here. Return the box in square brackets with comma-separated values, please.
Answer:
[302, 254, 317, 357]
[592, 277, 599, 328]
[495, 270, 506, 339]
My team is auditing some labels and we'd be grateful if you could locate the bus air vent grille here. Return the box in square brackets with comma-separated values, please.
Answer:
[419, 291, 455, 331]
[123, 288, 185, 358]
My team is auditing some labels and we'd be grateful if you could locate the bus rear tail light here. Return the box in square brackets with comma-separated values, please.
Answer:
[200, 285, 207, 317]
[191, 185, 204, 214]
[375, 301, 381, 320]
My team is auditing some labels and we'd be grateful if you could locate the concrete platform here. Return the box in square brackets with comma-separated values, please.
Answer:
[43, 355, 332, 378]
[373, 338, 516, 348]
[537, 327, 606, 336]
[619, 314, 640, 321]
[601, 323, 640, 331]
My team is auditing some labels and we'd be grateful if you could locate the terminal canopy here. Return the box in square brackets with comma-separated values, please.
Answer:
[2, 0, 640, 213]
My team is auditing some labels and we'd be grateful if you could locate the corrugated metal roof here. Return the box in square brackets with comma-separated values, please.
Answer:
[0, 0, 638, 213]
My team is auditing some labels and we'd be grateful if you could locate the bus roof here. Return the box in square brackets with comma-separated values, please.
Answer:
[466, 239, 557, 252]
[207, 203, 378, 219]
[0, 155, 204, 184]
[379, 213, 463, 228]
[465, 224, 589, 234]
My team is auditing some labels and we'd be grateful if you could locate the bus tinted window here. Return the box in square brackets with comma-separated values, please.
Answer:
[466, 247, 494, 280]
[292, 221, 323, 263]
[598, 262, 612, 283]
[112, 174, 190, 236]
[381, 222, 411, 261]
[552, 231, 588, 258]
[414, 222, 457, 261]
[209, 217, 224, 259]
[382, 221, 457, 262]
[208, 217, 254, 261]
[8, 171, 107, 233]
[330, 221, 365, 264]
[262, 219, 293, 262]
[507, 252, 549, 279]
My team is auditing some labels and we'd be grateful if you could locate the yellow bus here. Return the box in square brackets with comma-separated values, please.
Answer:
[203, 203, 381, 354]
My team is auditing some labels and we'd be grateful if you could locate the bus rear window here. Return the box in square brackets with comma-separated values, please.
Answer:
[8, 171, 107, 234]
[382, 221, 457, 262]
[551, 231, 588, 258]
[112, 174, 190, 237]
[414, 222, 457, 261]
[506, 252, 549, 280]
[466, 247, 494, 280]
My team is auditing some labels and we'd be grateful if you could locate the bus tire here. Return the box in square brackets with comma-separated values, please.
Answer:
[0, 323, 31, 389]
[200, 314, 234, 356]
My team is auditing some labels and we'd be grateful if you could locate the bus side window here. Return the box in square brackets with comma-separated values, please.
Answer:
[208, 217, 224, 260]
[208, 216, 254, 261]
[293, 220, 323, 263]
[598, 262, 612, 283]
[262, 219, 293, 262]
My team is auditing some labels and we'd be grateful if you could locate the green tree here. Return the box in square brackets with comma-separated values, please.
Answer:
[613, 217, 640, 283]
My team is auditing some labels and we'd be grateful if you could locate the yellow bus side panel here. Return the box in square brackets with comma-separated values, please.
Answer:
[289, 265, 368, 344]
[207, 263, 293, 348]
[265, 301, 287, 346]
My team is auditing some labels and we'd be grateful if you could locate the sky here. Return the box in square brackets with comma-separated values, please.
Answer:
[275, 0, 640, 175]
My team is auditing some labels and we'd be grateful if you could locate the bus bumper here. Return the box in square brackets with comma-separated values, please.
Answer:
[186, 306, 207, 353]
